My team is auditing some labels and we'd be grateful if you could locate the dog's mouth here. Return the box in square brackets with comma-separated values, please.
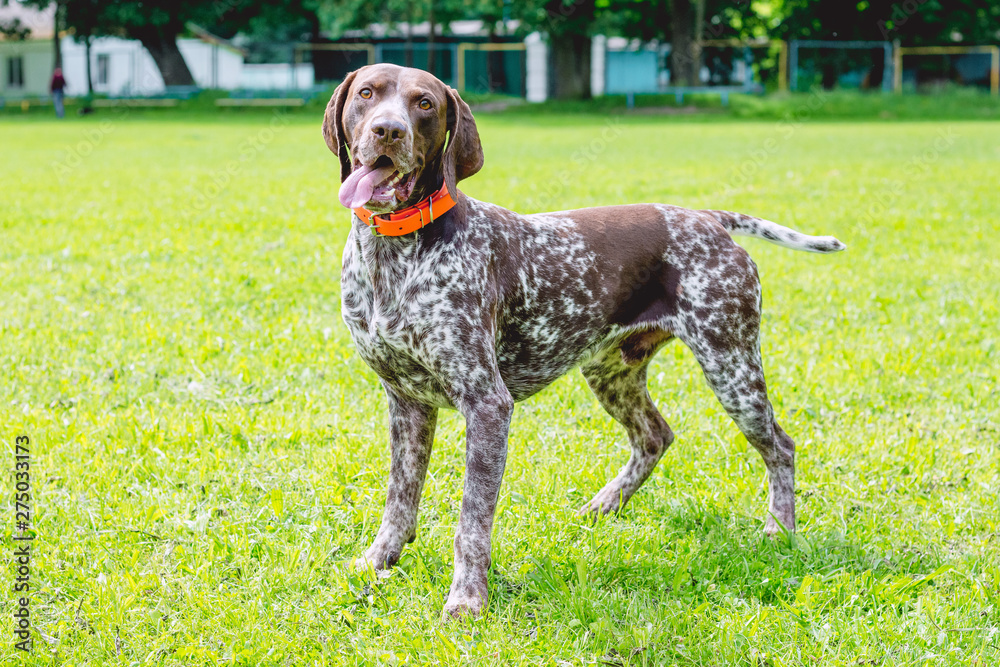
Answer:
[338, 155, 418, 210]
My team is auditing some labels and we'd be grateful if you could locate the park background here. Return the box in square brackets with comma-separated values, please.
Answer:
[2, 0, 1000, 665]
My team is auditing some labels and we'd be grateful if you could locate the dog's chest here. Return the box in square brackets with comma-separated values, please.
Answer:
[339, 228, 466, 404]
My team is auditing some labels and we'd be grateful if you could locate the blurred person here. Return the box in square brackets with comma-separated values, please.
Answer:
[51, 68, 67, 118]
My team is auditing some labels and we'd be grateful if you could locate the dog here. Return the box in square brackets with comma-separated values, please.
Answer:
[322, 64, 845, 618]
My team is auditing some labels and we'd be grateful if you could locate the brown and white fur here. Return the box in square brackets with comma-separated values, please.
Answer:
[321, 64, 846, 619]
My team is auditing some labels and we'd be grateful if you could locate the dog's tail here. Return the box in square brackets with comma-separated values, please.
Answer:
[705, 210, 846, 254]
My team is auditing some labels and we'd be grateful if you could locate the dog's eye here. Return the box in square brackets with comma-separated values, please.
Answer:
[418, 99, 432, 110]
[359, 88, 372, 99]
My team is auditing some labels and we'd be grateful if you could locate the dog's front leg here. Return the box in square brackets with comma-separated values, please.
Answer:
[443, 387, 514, 619]
[356, 385, 437, 572]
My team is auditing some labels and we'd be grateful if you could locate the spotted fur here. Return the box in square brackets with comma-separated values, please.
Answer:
[707, 210, 847, 254]
[325, 65, 845, 619]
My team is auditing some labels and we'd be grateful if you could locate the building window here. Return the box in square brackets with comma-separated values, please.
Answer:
[97, 53, 110, 86]
[7, 56, 24, 88]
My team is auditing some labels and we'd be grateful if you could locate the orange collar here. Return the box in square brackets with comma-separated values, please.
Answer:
[353, 182, 456, 237]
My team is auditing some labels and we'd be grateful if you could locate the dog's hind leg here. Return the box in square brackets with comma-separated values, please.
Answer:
[684, 334, 796, 535]
[578, 329, 675, 516]
[673, 250, 796, 535]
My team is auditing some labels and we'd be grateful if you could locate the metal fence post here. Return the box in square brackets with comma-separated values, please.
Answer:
[992, 45, 999, 97]
[777, 40, 788, 91]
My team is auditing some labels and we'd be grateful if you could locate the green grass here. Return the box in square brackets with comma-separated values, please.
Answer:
[1, 111, 999, 666]
[486, 89, 1000, 121]
[5, 89, 1000, 121]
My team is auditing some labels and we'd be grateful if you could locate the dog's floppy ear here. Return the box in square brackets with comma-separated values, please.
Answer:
[322, 70, 358, 183]
[442, 86, 484, 195]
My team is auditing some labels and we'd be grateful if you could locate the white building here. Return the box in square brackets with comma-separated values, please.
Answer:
[0, 1, 248, 99]
[55, 36, 244, 97]
[0, 1, 55, 98]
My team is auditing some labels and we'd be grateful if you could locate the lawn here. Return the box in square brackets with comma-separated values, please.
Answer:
[1, 110, 999, 666]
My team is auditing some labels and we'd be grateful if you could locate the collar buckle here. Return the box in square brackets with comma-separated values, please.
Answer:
[353, 182, 456, 237]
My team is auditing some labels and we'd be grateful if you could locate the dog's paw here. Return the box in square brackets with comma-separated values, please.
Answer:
[577, 486, 626, 518]
[353, 560, 394, 579]
[763, 515, 794, 538]
[353, 547, 399, 575]
[443, 594, 484, 620]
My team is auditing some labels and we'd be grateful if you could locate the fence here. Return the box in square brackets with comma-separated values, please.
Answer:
[457, 43, 526, 96]
[290, 41, 527, 96]
[602, 38, 786, 96]
[601, 37, 999, 101]
[294, 43, 374, 87]
[267, 38, 1000, 100]
[788, 40, 894, 92]
[894, 45, 1000, 96]
[8, 33, 999, 104]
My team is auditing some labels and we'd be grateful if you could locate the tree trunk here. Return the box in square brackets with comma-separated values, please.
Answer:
[84, 35, 93, 95]
[550, 31, 591, 100]
[694, 0, 705, 49]
[304, 10, 320, 43]
[53, 0, 63, 69]
[134, 26, 195, 87]
[669, 0, 702, 86]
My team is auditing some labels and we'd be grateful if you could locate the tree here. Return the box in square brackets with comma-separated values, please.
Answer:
[775, 0, 1000, 46]
[52, 0, 63, 68]
[601, 0, 769, 86]
[5, 0, 67, 84]
[545, 0, 597, 98]
[323, 0, 484, 81]
[56, 0, 256, 87]
[0, 8, 32, 40]
[306, 0, 757, 99]
[668, 0, 703, 86]
[772, 0, 1000, 89]
[61, 0, 104, 95]
[83, 1, 197, 85]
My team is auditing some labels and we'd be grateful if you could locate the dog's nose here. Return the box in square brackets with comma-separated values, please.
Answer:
[370, 117, 407, 143]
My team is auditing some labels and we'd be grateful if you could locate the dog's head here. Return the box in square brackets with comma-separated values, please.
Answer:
[323, 64, 484, 215]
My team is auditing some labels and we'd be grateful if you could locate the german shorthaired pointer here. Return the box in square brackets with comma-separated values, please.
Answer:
[322, 64, 845, 618]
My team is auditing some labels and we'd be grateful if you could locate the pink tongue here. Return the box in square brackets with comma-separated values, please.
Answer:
[338, 163, 397, 209]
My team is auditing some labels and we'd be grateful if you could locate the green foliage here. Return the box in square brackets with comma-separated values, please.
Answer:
[1, 113, 999, 665]
[0, 16, 32, 40]
[775, 0, 1000, 46]
[323, 0, 499, 38]
[479, 89, 1000, 119]
[60, 0, 205, 39]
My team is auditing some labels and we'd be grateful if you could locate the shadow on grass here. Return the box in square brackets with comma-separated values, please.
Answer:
[505, 503, 943, 613]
